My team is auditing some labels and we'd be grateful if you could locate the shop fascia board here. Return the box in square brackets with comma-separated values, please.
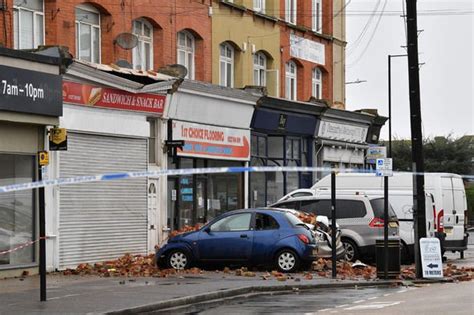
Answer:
[321, 108, 376, 125]
[256, 96, 327, 116]
[316, 138, 369, 148]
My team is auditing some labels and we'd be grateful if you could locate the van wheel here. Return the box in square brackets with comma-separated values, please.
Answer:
[342, 239, 359, 262]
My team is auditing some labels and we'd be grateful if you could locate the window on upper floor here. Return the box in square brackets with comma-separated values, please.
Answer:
[132, 19, 153, 71]
[312, 0, 322, 32]
[253, 52, 266, 87]
[285, 61, 297, 101]
[13, 0, 44, 50]
[177, 31, 195, 79]
[219, 43, 234, 88]
[253, 0, 265, 13]
[285, 0, 297, 24]
[312, 68, 322, 99]
[75, 4, 101, 63]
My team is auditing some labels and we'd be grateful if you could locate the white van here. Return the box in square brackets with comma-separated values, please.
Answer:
[308, 188, 436, 261]
[311, 173, 468, 258]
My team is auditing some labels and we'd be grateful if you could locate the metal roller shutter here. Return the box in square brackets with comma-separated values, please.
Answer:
[59, 132, 147, 269]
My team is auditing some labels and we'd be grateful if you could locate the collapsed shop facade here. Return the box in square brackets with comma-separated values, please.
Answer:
[45, 61, 173, 270]
[0, 48, 62, 274]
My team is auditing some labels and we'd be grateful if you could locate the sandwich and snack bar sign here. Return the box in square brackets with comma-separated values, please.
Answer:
[62, 81, 165, 114]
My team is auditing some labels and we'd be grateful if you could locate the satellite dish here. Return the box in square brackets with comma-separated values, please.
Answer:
[114, 33, 138, 50]
[115, 59, 133, 69]
[157, 64, 188, 79]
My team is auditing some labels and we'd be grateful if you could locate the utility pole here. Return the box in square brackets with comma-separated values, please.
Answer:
[405, 0, 427, 279]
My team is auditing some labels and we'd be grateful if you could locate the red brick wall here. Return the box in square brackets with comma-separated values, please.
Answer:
[1, 0, 212, 82]
[279, 0, 334, 104]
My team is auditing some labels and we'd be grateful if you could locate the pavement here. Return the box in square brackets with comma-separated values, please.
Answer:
[0, 240, 472, 315]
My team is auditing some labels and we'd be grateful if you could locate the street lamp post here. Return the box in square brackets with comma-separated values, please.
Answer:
[385, 54, 407, 279]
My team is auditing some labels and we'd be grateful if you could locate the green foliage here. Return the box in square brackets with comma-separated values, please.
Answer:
[466, 185, 474, 224]
[383, 135, 473, 175]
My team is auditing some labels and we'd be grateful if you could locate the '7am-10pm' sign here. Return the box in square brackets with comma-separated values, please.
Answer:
[62, 81, 166, 114]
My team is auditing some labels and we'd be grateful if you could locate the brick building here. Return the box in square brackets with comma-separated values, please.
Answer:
[0, 0, 346, 107]
[0, 0, 213, 81]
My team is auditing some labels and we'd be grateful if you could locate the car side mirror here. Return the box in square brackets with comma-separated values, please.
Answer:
[204, 227, 211, 233]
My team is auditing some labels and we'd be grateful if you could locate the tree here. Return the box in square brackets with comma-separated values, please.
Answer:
[383, 135, 473, 175]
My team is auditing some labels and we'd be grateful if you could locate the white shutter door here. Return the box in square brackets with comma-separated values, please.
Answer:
[59, 133, 148, 269]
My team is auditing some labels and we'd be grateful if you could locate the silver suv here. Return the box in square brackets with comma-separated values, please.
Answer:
[271, 195, 399, 262]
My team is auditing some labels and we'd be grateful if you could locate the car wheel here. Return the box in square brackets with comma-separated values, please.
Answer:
[342, 239, 359, 262]
[275, 249, 300, 273]
[167, 250, 190, 270]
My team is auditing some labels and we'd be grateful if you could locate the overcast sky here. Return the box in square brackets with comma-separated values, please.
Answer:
[345, 0, 473, 140]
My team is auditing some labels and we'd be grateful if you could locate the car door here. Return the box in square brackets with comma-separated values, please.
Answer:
[198, 212, 254, 261]
[251, 212, 281, 264]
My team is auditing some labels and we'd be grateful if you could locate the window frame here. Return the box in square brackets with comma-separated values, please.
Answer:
[177, 31, 195, 79]
[13, 0, 45, 50]
[253, 52, 267, 87]
[285, 0, 297, 24]
[219, 43, 234, 88]
[75, 4, 101, 64]
[312, 0, 322, 33]
[253, 0, 265, 13]
[285, 61, 297, 101]
[132, 18, 154, 71]
[255, 212, 280, 231]
[312, 67, 322, 99]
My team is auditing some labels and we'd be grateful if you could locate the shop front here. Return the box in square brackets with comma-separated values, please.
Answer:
[314, 109, 375, 179]
[165, 81, 256, 230]
[46, 61, 168, 270]
[0, 48, 62, 274]
[250, 97, 325, 207]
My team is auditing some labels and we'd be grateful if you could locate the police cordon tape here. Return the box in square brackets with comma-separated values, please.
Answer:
[0, 237, 47, 256]
[0, 166, 473, 194]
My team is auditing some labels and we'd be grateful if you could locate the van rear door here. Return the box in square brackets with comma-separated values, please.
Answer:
[451, 177, 466, 240]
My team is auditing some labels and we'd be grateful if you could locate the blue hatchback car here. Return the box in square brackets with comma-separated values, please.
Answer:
[156, 209, 318, 272]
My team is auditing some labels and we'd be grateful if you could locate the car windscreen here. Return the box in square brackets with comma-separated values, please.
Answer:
[370, 198, 397, 219]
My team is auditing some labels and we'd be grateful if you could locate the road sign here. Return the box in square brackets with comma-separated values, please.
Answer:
[376, 158, 393, 177]
[420, 237, 443, 278]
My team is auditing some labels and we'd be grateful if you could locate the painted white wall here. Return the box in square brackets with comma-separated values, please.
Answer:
[167, 90, 254, 129]
[60, 104, 150, 138]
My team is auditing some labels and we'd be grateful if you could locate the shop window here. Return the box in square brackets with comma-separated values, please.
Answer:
[0, 154, 35, 266]
[250, 157, 266, 208]
[312, 0, 322, 33]
[207, 160, 242, 221]
[177, 31, 195, 79]
[285, 0, 297, 24]
[253, 52, 267, 87]
[253, 0, 265, 13]
[312, 68, 322, 99]
[132, 18, 153, 71]
[219, 43, 234, 87]
[13, 0, 44, 50]
[266, 160, 284, 205]
[285, 61, 297, 101]
[286, 160, 300, 193]
[75, 4, 101, 63]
